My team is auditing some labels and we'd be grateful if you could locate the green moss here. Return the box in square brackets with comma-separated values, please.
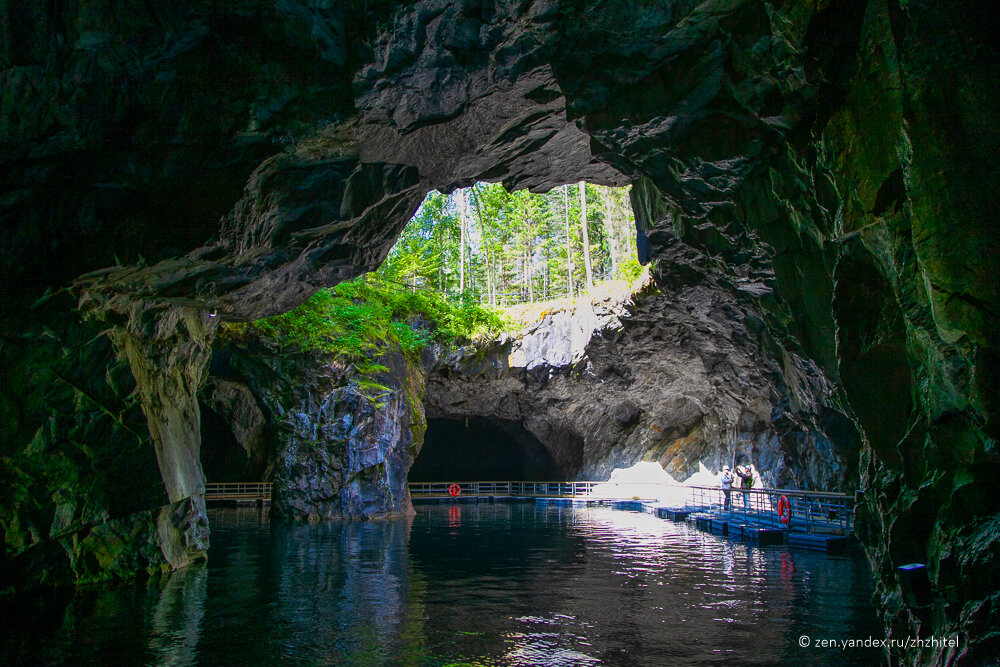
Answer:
[354, 378, 390, 393]
[221, 276, 509, 360]
[354, 361, 390, 375]
[353, 377, 392, 407]
[403, 362, 427, 449]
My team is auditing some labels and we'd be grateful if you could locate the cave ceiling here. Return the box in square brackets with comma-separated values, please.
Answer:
[2, 0, 828, 321]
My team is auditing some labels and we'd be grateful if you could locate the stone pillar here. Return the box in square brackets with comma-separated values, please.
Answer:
[108, 303, 218, 569]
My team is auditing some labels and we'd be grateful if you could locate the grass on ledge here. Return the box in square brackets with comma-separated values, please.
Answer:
[220, 276, 509, 359]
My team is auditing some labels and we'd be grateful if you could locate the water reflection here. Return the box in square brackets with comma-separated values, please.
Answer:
[0, 559, 209, 665]
[149, 564, 207, 666]
[408, 503, 880, 665]
[0, 504, 881, 666]
[194, 509, 420, 664]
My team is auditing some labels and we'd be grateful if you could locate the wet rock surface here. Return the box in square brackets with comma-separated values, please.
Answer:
[209, 341, 423, 521]
[0, 295, 177, 588]
[428, 274, 855, 491]
[1, 1, 997, 662]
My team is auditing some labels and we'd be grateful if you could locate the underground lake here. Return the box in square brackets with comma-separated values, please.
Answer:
[1, 503, 881, 666]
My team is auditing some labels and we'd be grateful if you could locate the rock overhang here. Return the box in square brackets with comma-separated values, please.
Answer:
[46, 0, 826, 322]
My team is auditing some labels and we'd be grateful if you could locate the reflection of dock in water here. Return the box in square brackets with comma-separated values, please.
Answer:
[409, 480, 857, 552]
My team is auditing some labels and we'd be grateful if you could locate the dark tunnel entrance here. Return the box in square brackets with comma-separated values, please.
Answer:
[409, 417, 563, 482]
[199, 402, 264, 483]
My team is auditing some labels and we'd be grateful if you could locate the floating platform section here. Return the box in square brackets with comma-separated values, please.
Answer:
[535, 498, 591, 507]
[611, 501, 646, 512]
[733, 524, 785, 546]
[412, 496, 479, 504]
[655, 507, 691, 521]
[709, 519, 730, 537]
[472, 496, 529, 504]
[687, 512, 786, 546]
[686, 512, 716, 533]
[787, 532, 853, 552]
[415, 496, 647, 507]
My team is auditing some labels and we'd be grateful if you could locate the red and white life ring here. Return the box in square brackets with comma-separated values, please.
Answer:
[448, 483, 462, 497]
[777, 495, 791, 525]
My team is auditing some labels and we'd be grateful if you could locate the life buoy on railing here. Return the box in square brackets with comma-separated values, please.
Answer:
[778, 495, 791, 525]
[448, 483, 462, 497]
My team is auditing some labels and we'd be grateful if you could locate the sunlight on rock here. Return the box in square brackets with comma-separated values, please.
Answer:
[589, 461, 678, 501]
[589, 460, 763, 509]
[507, 274, 650, 369]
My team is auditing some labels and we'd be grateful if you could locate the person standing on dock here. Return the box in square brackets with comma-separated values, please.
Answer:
[736, 464, 754, 510]
[721, 466, 733, 510]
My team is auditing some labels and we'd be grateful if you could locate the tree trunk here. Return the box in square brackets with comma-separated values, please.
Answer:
[605, 186, 619, 278]
[485, 244, 493, 307]
[498, 251, 505, 306]
[527, 247, 534, 303]
[580, 181, 593, 290]
[544, 242, 551, 299]
[564, 185, 573, 298]
[459, 189, 467, 292]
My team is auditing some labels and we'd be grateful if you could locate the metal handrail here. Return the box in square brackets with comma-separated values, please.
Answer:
[680, 485, 855, 534]
[407, 481, 855, 534]
[205, 482, 272, 501]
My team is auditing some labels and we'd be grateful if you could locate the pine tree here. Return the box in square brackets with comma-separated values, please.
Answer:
[563, 185, 574, 298]
[604, 185, 619, 279]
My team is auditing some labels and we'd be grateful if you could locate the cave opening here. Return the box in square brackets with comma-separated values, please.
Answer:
[199, 402, 263, 483]
[409, 417, 563, 482]
[378, 181, 639, 304]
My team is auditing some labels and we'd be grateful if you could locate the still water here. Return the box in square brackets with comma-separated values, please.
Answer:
[3, 502, 882, 665]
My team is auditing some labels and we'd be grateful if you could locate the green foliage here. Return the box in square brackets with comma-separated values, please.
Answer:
[224, 276, 508, 359]
[618, 256, 645, 282]
[378, 190, 460, 292]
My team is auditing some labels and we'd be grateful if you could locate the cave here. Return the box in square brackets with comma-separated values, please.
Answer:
[409, 417, 562, 483]
[1, 1, 997, 664]
[198, 402, 261, 484]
